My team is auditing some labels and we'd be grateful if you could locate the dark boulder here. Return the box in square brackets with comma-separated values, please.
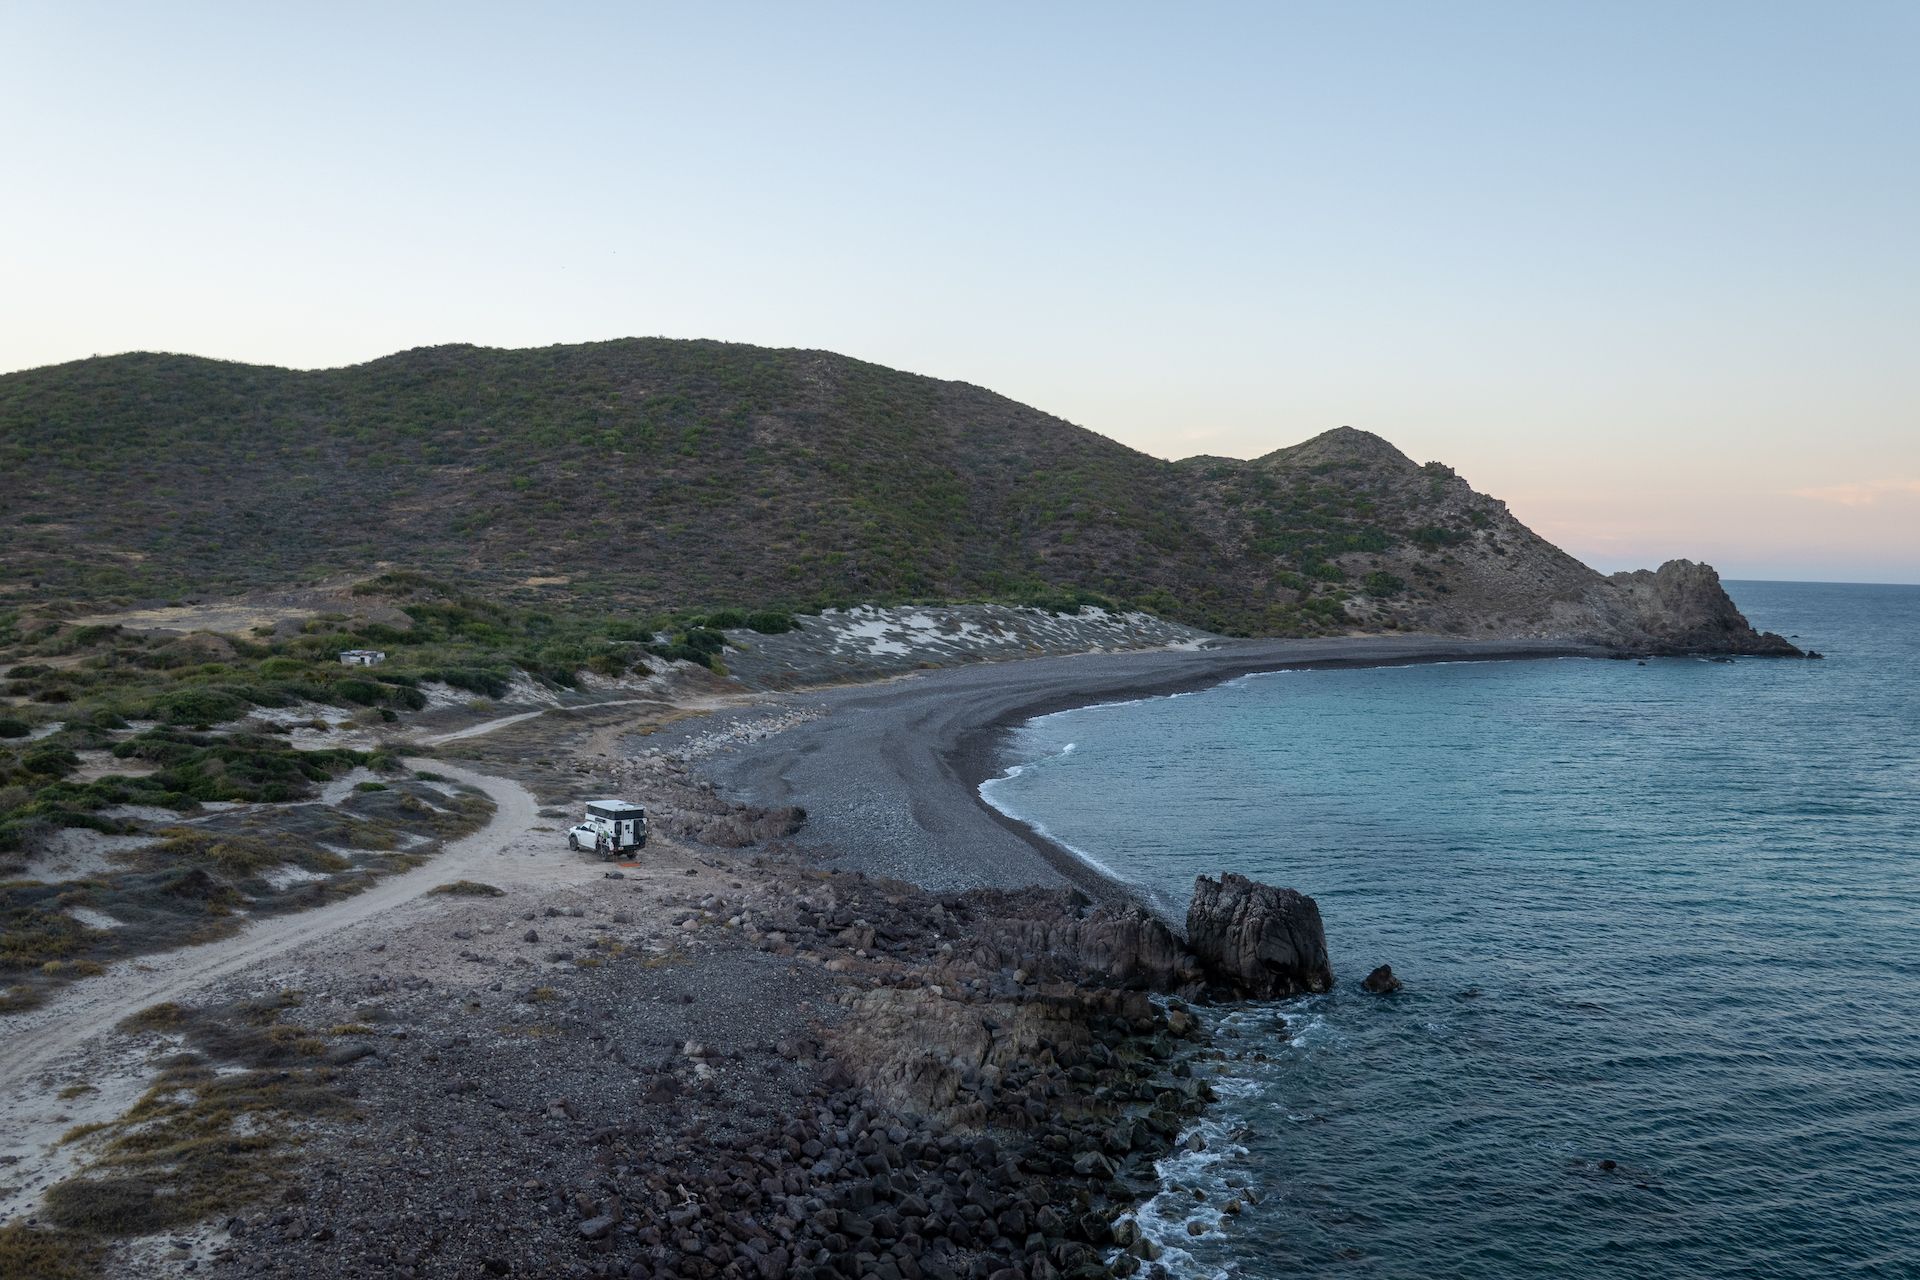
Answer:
[1185, 873, 1333, 998]
[1360, 964, 1402, 994]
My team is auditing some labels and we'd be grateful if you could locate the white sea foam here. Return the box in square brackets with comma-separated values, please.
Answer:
[1110, 1108, 1251, 1280]
[977, 788, 1126, 880]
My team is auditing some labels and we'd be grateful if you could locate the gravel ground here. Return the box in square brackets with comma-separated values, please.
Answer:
[100, 848, 1225, 1280]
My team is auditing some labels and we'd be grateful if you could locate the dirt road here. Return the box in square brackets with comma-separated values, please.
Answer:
[0, 759, 536, 1222]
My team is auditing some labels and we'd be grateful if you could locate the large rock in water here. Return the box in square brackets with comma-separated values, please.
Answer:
[1607, 559, 1802, 655]
[1186, 873, 1333, 998]
[1360, 964, 1403, 994]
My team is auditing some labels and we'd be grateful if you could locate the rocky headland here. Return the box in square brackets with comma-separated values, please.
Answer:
[105, 846, 1329, 1280]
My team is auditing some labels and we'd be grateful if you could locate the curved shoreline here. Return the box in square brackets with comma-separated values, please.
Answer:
[703, 634, 1602, 901]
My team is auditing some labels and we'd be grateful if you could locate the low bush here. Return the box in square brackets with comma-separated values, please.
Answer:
[0, 902, 92, 971]
[151, 829, 292, 877]
[430, 667, 513, 698]
[1411, 525, 1468, 550]
[1362, 570, 1406, 597]
[20, 746, 78, 778]
[331, 678, 384, 706]
[149, 687, 249, 726]
[0, 718, 30, 739]
[428, 880, 504, 897]
[584, 651, 630, 678]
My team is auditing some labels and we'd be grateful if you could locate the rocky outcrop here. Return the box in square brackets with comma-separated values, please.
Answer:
[965, 893, 1199, 991]
[1606, 559, 1802, 655]
[1185, 873, 1334, 999]
[1226, 428, 1806, 656]
[828, 983, 1148, 1125]
[1361, 963, 1402, 993]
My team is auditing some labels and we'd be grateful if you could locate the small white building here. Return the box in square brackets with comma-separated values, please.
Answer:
[339, 649, 387, 666]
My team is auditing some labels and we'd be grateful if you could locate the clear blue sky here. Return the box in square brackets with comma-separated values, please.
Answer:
[4, 2, 1916, 581]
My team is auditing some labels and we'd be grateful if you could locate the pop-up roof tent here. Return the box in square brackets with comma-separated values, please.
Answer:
[585, 800, 646, 822]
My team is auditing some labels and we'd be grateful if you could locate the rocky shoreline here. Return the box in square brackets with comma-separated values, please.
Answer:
[9, 631, 1815, 1279]
[127, 840, 1328, 1280]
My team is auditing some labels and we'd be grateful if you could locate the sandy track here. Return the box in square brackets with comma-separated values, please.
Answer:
[3, 689, 704, 1106]
[0, 761, 531, 1089]
[0, 759, 539, 1223]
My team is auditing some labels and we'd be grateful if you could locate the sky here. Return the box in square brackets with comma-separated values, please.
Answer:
[3, 2, 1916, 582]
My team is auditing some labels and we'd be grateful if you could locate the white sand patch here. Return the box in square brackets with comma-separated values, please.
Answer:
[261, 864, 333, 890]
[287, 719, 382, 751]
[839, 620, 913, 656]
[98, 803, 182, 824]
[715, 603, 1217, 685]
[246, 700, 356, 731]
[67, 749, 159, 783]
[0, 1047, 159, 1224]
[320, 767, 381, 806]
[15, 830, 159, 882]
[26, 721, 66, 741]
[504, 672, 567, 707]
[67, 906, 123, 930]
[419, 680, 491, 710]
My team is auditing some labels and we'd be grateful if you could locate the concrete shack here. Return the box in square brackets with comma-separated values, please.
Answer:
[339, 649, 387, 666]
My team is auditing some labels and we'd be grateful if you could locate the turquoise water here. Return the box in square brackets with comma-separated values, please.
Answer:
[982, 582, 1920, 1278]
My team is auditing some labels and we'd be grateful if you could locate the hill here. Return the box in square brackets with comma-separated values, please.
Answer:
[0, 338, 1793, 652]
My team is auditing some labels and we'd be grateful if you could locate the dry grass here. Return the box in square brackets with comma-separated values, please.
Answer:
[42, 995, 355, 1243]
[0, 981, 46, 1013]
[0, 1221, 102, 1279]
[118, 1000, 188, 1033]
[427, 879, 504, 897]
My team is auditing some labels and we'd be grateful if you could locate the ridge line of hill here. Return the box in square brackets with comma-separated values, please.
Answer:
[0, 337, 1797, 655]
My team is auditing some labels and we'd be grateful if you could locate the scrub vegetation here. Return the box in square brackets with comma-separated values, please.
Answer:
[0, 339, 1499, 637]
[35, 992, 355, 1266]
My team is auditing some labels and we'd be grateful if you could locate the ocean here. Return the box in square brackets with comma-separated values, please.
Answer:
[980, 581, 1920, 1278]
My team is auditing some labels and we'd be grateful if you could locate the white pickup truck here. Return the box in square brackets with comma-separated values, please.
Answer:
[567, 799, 647, 859]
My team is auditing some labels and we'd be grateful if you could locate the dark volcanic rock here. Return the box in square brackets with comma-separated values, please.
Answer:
[1361, 964, 1402, 994]
[969, 892, 1197, 990]
[1608, 559, 1803, 656]
[1186, 873, 1333, 998]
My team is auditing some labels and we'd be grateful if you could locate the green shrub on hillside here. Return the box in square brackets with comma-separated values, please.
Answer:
[150, 688, 250, 726]
[1411, 525, 1468, 550]
[745, 611, 795, 634]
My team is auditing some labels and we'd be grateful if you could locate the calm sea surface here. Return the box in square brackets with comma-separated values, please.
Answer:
[982, 582, 1919, 1279]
